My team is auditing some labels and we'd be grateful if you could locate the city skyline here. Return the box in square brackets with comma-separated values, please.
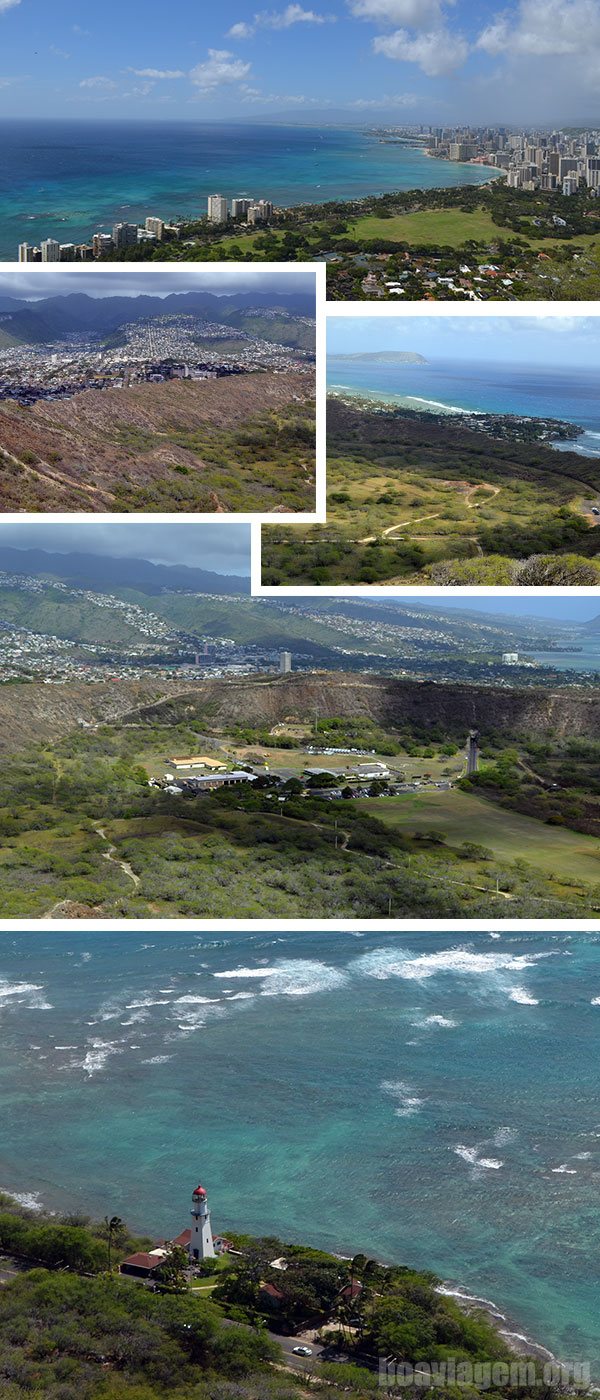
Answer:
[2, 0, 600, 123]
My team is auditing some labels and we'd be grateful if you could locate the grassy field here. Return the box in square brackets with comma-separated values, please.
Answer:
[347, 207, 600, 250]
[361, 790, 600, 886]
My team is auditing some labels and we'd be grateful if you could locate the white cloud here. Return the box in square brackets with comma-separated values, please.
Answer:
[189, 48, 251, 88]
[374, 26, 468, 73]
[50, 44, 71, 58]
[227, 20, 255, 36]
[478, 0, 600, 55]
[79, 75, 117, 89]
[349, 0, 442, 28]
[255, 3, 332, 25]
[0, 0, 21, 13]
[129, 67, 185, 77]
[228, 3, 332, 35]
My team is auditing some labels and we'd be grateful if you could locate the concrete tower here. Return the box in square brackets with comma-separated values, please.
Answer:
[189, 1184, 215, 1261]
[466, 729, 479, 775]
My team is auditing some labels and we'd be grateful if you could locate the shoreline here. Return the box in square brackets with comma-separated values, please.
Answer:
[0, 1181, 560, 1370]
[4, 130, 503, 260]
[327, 385, 586, 447]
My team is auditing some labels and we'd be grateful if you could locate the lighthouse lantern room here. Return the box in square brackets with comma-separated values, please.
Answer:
[190, 1184, 215, 1260]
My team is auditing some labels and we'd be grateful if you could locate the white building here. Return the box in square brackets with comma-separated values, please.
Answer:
[41, 239, 60, 262]
[355, 761, 390, 780]
[18, 243, 35, 262]
[189, 1184, 215, 1261]
[208, 194, 228, 224]
[145, 216, 165, 239]
[279, 651, 292, 674]
[502, 652, 519, 664]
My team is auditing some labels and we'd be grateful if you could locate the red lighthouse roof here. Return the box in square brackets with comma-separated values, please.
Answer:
[192, 1185, 207, 1198]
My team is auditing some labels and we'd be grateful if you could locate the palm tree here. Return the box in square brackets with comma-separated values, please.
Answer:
[104, 1215, 124, 1272]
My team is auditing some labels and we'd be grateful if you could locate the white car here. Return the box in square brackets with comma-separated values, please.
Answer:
[292, 1346, 313, 1357]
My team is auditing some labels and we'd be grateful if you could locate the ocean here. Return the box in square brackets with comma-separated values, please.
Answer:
[0, 120, 498, 261]
[0, 928, 599, 1371]
[328, 356, 600, 458]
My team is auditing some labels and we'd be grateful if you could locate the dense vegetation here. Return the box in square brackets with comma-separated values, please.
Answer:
[261, 398, 600, 585]
[106, 180, 600, 302]
[0, 1195, 561, 1400]
[0, 710, 596, 918]
[107, 400, 315, 514]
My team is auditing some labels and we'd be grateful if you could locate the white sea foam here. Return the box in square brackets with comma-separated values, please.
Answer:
[508, 986, 539, 1005]
[141, 1055, 173, 1065]
[76, 1039, 122, 1077]
[403, 394, 469, 415]
[215, 960, 348, 998]
[174, 995, 221, 1005]
[493, 1126, 515, 1147]
[0, 980, 44, 998]
[352, 946, 550, 982]
[414, 1013, 458, 1028]
[214, 967, 280, 979]
[551, 1165, 577, 1174]
[381, 1079, 424, 1117]
[454, 1144, 504, 1171]
[0, 1188, 44, 1212]
[125, 998, 172, 1009]
[591, 996, 600, 1005]
[436, 1285, 506, 1319]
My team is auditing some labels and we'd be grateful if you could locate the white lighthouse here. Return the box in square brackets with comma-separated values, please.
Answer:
[189, 1184, 215, 1261]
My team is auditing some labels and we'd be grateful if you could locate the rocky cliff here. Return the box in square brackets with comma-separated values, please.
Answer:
[0, 672, 597, 754]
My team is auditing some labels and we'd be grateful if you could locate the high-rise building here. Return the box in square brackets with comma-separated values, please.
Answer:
[586, 158, 600, 189]
[279, 652, 292, 674]
[112, 222, 139, 250]
[207, 195, 228, 224]
[466, 730, 480, 775]
[92, 232, 114, 257]
[231, 198, 251, 218]
[145, 216, 165, 239]
[41, 239, 60, 262]
[247, 199, 273, 224]
[18, 243, 35, 262]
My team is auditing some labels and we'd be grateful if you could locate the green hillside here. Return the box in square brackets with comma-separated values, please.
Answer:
[0, 587, 146, 645]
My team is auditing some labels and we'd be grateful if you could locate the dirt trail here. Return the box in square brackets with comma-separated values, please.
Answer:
[94, 824, 141, 889]
[357, 483, 500, 544]
[0, 437, 106, 501]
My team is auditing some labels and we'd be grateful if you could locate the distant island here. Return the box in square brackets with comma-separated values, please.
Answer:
[329, 352, 427, 365]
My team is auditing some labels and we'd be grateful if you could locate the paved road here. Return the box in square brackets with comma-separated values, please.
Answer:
[275, 1332, 326, 1373]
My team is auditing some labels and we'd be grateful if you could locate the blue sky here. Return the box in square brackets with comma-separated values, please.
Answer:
[1, 0, 600, 122]
[328, 315, 600, 369]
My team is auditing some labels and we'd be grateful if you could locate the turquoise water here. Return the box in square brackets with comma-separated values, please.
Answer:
[0, 120, 498, 260]
[327, 357, 600, 458]
[0, 929, 599, 1369]
[530, 640, 600, 671]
